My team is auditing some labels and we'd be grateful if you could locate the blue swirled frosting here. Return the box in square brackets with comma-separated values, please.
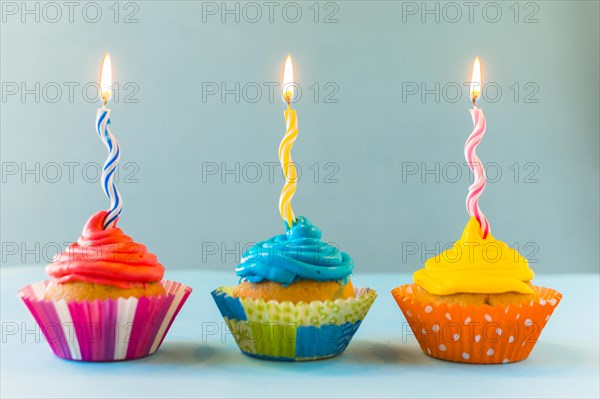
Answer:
[235, 216, 354, 285]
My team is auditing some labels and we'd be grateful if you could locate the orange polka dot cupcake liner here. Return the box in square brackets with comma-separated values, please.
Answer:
[391, 284, 562, 364]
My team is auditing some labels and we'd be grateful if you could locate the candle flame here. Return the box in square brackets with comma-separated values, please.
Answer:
[469, 57, 481, 104]
[100, 52, 112, 104]
[282, 54, 294, 104]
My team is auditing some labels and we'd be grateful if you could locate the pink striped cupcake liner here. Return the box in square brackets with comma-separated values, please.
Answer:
[18, 280, 192, 362]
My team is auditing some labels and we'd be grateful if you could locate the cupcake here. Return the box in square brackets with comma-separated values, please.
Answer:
[18, 211, 192, 362]
[212, 216, 376, 361]
[392, 217, 562, 364]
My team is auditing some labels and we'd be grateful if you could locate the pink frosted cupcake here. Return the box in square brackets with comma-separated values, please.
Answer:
[19, 211, 192, 362]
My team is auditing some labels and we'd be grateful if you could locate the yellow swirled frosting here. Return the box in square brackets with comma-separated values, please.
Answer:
[414, 217, 535, 295]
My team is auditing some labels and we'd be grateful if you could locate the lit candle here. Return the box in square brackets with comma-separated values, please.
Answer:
[95, 53, 123, 229]
[465, 57, 490, 238]
[279, 54, 298, 228]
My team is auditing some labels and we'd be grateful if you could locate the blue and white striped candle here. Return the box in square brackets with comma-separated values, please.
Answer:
[95, 53, 122, 229]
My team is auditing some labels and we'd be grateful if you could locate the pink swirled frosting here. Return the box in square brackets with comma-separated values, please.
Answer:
[46, 211, 164, 288]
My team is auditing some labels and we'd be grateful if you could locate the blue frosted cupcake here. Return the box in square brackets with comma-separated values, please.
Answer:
[212, 216, 376, 361]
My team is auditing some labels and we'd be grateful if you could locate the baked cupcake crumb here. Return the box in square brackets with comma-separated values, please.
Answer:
[413, 283, 539, 307]
[234, 279, 355, 304]
[45, 281, 166, 302]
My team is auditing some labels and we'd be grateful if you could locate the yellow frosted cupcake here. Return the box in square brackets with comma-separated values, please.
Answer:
[392, 217, 562, 364]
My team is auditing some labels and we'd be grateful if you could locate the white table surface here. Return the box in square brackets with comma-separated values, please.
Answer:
[1, 266, 598, 398]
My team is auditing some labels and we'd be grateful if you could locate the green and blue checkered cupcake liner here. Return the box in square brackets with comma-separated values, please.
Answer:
[211, 286, 377, 361]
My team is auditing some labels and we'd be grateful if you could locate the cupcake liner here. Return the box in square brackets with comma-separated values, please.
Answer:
[391, 284, 562, 364]
[212, 286, 377, 361]
[18, 280, 192, 362]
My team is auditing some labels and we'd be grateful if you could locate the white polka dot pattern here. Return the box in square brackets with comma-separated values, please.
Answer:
[391, 284, 563, 364]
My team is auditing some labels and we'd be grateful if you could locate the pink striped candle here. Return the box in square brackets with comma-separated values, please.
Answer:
[465, 57, 490, 238]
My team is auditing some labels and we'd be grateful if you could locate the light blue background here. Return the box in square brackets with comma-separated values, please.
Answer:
[1, 1, 599, 273]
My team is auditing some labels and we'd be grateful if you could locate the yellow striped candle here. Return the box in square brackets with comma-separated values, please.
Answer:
[279, 55, 298, 228]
